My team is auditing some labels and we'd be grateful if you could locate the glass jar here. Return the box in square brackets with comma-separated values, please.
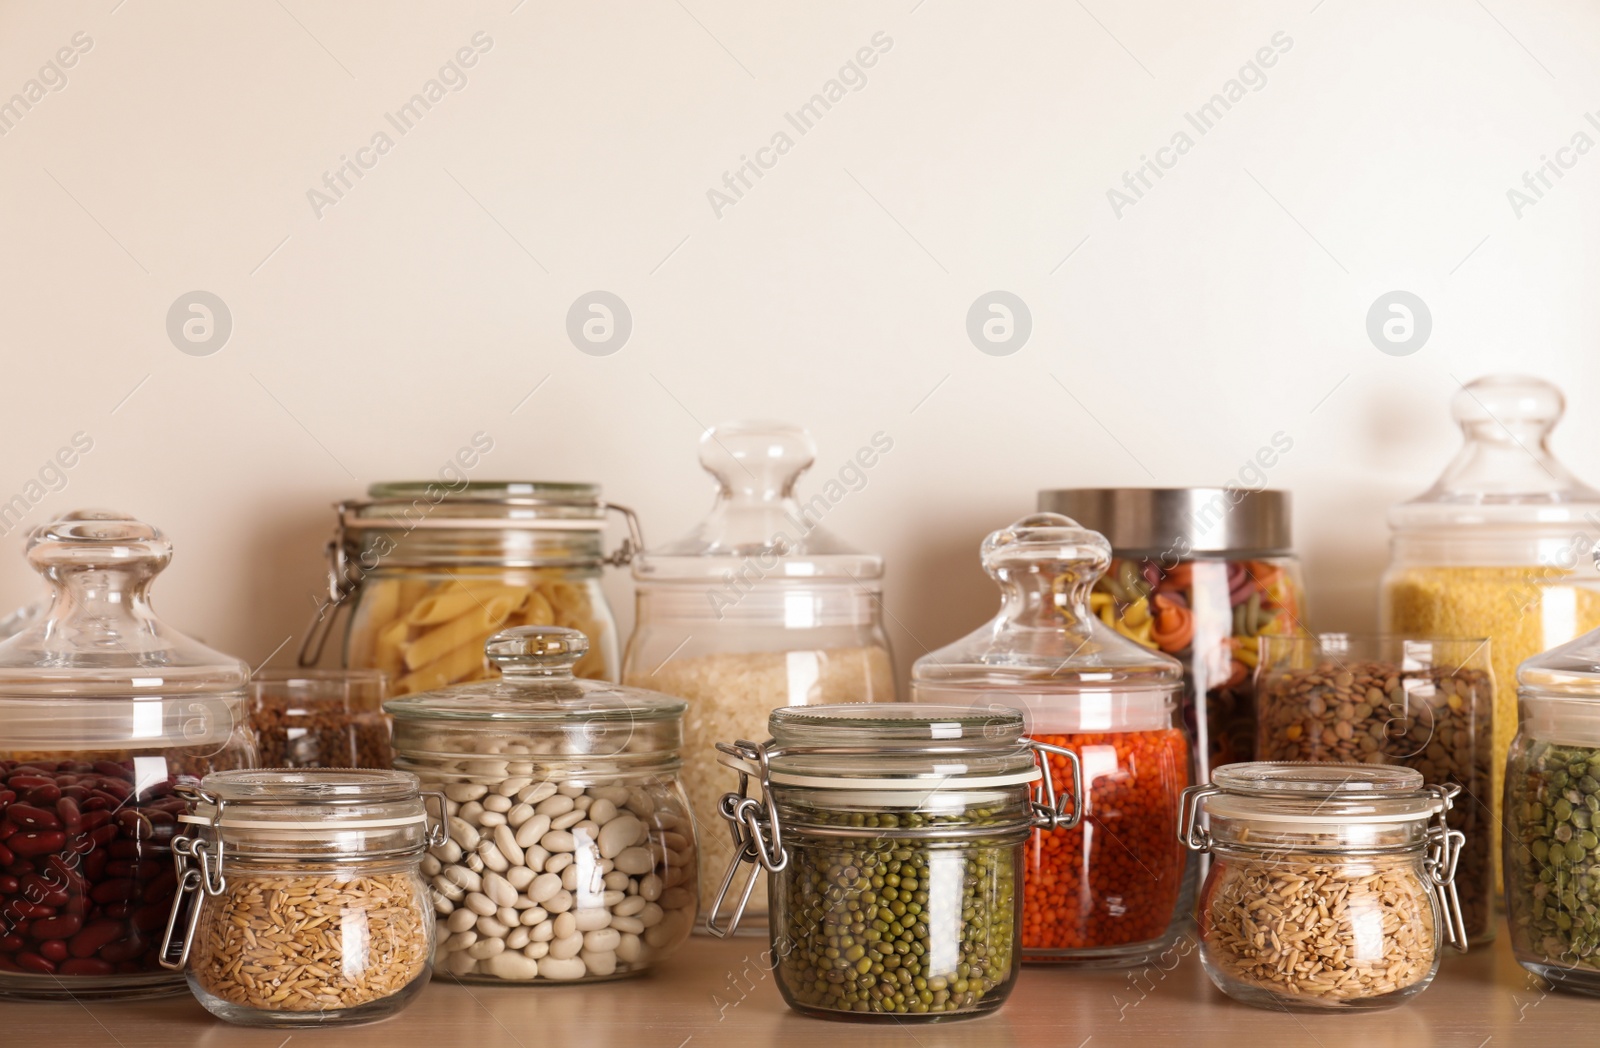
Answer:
[622, 422, 894, 929]
[299, 481, 642, 691]
[386, 626, 695, 983]
[0, 510, 256, 1000]
[1181, 762, 1467, 1010]
[1255, 634, 1495, 943]
[1381, 376, 1600, 889]
[159, 769, 438, 1026]
[912, 513, 1191, 967]
[1503, 620, 1600, 994]
[248, 669, 392, 769]
[1038, 487, 1307, 780]
[708, 703, 1081, 1021]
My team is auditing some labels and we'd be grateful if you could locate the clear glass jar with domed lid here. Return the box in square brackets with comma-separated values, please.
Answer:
[621, 422, 895, 930]
[387, 626, 696, 983]
[1381, 375, 1600, 886]
[912, 513, 1191, 967]
[0, 510, 257, 1000]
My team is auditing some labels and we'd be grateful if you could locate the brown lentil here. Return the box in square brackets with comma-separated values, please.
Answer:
[248, 695, 392, 770]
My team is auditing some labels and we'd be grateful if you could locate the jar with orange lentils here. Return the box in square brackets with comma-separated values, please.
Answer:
[913, 513, 1195, 967]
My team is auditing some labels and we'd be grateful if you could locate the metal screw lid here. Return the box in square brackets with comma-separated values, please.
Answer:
[1036, 487, 1292, 555]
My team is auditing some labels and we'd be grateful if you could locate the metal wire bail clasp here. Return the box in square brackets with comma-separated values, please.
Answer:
[422, 790, 450, 847]
[1027, 739, 1084, 831]
[159, 785, 227, 971]
[1424, 783, 1469, 953]
[705, 739, 787, 938]
[1177, 783, 1223, 852]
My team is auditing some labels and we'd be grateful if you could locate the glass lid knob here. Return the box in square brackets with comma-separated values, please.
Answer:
[699, 420, 816, 504]
[27, 508, 172, 580]
[485, 626, 587, 677]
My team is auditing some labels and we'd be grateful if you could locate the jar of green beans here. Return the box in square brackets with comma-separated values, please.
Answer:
[706, 704, 1082, 1022]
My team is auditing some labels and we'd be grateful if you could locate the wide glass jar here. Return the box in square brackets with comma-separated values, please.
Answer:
[708, 704, 1081, 1021]
[622, 422, 894, 929]
[913, 513, 1191, 967]
[1039, 487, 1307, 780]
[1256, 634, 1495, 943]
[159, 769, 438, 1026]
[300, 481, 641, 690]
[387, 626, 695, 983]
[1504, 621, 1600, 994]
[0, 510, 255, 1000]
[1382, 376, 1600, 886]
[1182, 762, 1467, 1011]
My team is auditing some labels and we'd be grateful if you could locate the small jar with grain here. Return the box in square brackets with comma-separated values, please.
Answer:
[1181, 762, 1467, 1010]
[708, 704, 1082, 1021]
[912, 513, 1193, 967]
[159, 769, 439, 1026]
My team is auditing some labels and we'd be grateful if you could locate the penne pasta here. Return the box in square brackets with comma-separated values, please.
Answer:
[402, 596, 521, 671]
[396, 640, 486, 695]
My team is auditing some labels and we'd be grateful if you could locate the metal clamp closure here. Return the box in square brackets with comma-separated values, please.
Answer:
[1027, 740, 1084, 831]
[1424, 783, 1468, 953]
[705, 739, 787, 939]
[158, 786, 227, 971]
[423, 790, 449, 847]
[1177, 783, 1222, 851]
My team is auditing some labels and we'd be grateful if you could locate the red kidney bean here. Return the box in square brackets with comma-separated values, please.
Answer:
[38, 940, 67, 963]
[67, 919, 123, 959]
[106, 840, 140, 860]
[77, 810, 112, 832]
[98, 935, 145, 964]
[6, 804, 60, 831]
[0, 875, 16, 894]
[59, 957, 114, 977]
[15, 951, 56, 974]
[10, 831, 66, 859]
[131, 903, 168, 934]
[0, 821, 16, 841]
[0, 843, 13, 867]
[20, 874, 68, 908]
[30, 914, 83, 939]
[79, 796, 110, 813]
[54, 798, 81, 832]
[4, 776, 51, 790]
[0, 934, 22, 952]
[83, 825, 117, 848]
[9, 901, 54, 919]
[91, 761, 128, 779]
[0, 791, 14, 807]
[101, 903, 134, 919]
[104, 860, 137, 878]
[23, 785, 62, 806]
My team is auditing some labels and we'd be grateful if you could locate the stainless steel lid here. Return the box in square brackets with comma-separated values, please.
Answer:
[1036, 487, 1292, 555]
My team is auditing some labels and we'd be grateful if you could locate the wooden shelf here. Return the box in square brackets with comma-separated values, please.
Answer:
[6, 925, 1589, 1046]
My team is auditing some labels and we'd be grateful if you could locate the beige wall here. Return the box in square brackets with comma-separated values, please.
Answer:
[1, 0, 1598, 677]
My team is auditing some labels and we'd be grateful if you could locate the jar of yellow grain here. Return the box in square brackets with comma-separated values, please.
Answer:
[1380, 375, 1600, 894]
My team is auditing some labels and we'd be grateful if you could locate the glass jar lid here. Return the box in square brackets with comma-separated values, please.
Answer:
[632, 421, 882, 584]
[1389, 375, 1600, 536]
[385, 627, 684, 754]
[1200, 761, 1443, 824]
[757, 703, 1041, 789]
[0, 510, 249, 699]
[177, 769, 433, 859]
[911, 514, 1182, 715]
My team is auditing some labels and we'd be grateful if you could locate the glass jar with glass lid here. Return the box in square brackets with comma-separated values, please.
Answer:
[1504, 618, 1600, 995]
[1381, 375, 1600, 885]
[708, 703, 1081, 1022]
[0, 510, 256, 1000]
[912, 513, 1191, 967]
[299, 481, 642, 690]
[159, 769, 441, 1026]
[622, 422, 895, 930]
[1181, 762, 1467, 1010]
[387, 626, 696, 983]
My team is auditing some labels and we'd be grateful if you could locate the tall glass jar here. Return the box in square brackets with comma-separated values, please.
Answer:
[708, 703, 1081, 1022]
[387, 626, 696, 983]
[299, 481, 641, 690]
[622, 422, 895, 930]
[912, 513, 1191, 967]
[1181, 763, 1467, 1011]
[1381, 375, 1600, 887]
[1038, 487, 1307, 780]
[1255, 634, 1495, 942]
[1504, 620, 1600, 995]
[0, 510, 256, 1000]
[160, 769, 438, 1026]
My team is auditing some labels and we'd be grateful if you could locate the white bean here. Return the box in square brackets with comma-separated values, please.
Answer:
[548, 932, 583, 960]
[598, 815, 643, 859]
[541, 830, 577, 853]
[528, 872, 562, 904]
[584, 928, 621, 953]
[506, 803, 535, 828]
[497, 776, 532, 798]
[445, 783, 488, 803]
[522, 939, 550, 959]
[476, 916, 509, 938]
[550, 810, 586, 831]
[553, 911, 576, 940]
[485, 952, 539, 980]
[515, 814, 552, 849]
[518, 782, 558, 805]
[494, 825, 524, 867]
[538, 957, 586, 981]
[616, 933, 643, 964]
[545, 852, 573, 874]
[467, 938, 505, 960]
[484, 871, 517, 909]
[465, 892, 497, 917]
[573, 906, 612, 932]
[478, 811, 508, 828]
[536, 795, 575, 818]
[479, 840, 510, 873]
[448, 908, 478, 933]
[582, 950, 617, 977]
[610, 915, 645, 935]
[507, 866, 536, 891]
[506, 927, 530, 951]
[615, 847, 654, 876]
[588, 799, 618, 825]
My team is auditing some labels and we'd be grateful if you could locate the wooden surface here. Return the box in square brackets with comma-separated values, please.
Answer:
[5, 924, 1592, 1048]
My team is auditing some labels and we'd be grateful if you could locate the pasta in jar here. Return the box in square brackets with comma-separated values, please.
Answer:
[299, 482, 640, 687]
